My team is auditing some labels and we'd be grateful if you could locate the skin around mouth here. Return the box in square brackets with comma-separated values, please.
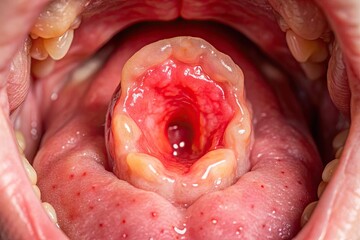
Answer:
[0, 0, 360, 239]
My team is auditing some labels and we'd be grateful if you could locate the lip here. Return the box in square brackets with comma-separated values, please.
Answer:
[1, 0, 359, 239]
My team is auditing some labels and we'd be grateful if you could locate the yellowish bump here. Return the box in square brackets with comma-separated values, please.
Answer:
[126, 153, 166, 183]
[332, 129, 349, 150]
[335, 146, 344, 159]
[42, 202, 58, 224]
[301, 201, 318, 227]
[317, 181, 327, 198]
[322, 159, 339, 183]
[21, 155, 38, 185]
[15, 131, 26, 152]
[33, 185, 41, 199]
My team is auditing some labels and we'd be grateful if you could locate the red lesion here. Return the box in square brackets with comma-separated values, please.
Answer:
[122, 58, 235, 174]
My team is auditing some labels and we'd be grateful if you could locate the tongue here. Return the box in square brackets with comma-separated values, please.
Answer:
[33, 21, 322, 239]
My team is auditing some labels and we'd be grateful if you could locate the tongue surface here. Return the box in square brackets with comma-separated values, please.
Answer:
[33, 22, 322, 239]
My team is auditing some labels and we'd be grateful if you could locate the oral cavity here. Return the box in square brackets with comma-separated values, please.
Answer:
[106, 37, 253, 205]
[10, 0, 347, 238]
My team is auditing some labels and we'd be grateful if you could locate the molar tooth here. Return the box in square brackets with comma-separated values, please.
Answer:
[42, 202, 58, 224]
[30, 0, 87, 39]
[322, 159, 339, 183]
[30, 38, 48, 61]
[286, 30, 328, 63]
[301, 201, 318, 227]
[332, 129, 349, 150]
[43, 29, 74, 60]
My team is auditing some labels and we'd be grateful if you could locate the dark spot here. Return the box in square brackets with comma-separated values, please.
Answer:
[69, 174, 74, 180]
[160, 229, 165, 234]
[52, 185, 57, 189]
[76, 192, 80, 196]
[284, 185, 289, 189]
[116, 203, 120, 207]
[199, 226, 203, 231]
[89, 206, 94, 210]
[122, 219, 126, 224]
[281, 171, 285, 174]
[132, 199, 136, 203]
[262, 224, 266, 228]
[82, 172, 87, 177]
[99, 223, 104, 228]
[91, 186, 96, 190]
[200, 211, 204, 216]
[260, 185, 264, 188]
[297, 180, 303, 185]
[250, 204, 255, 209]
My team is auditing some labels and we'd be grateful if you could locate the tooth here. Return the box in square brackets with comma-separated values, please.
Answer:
[335, 146, 344, 159]
[268, 0, 328, 40]
[15, 130, 26, 151]
[42, 202, 58, 224]
[286, 30, 328, 63]
[30, 38, 48, 61]
[317, 181, 327, 198]
[33, 185, 42, 199]
[301, 201, 318, 227]
[21, 155, 37, 185]
[300, 62, 326, 81]
[322, 159, 339, 183]
[43, 29, 74, 60]
[31, 57, 56, 78]
[332, 129, 349, 150]
[30, 0, 87, 39]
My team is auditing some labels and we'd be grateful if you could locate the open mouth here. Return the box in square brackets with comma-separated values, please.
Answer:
[1, 0, 360, 239]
